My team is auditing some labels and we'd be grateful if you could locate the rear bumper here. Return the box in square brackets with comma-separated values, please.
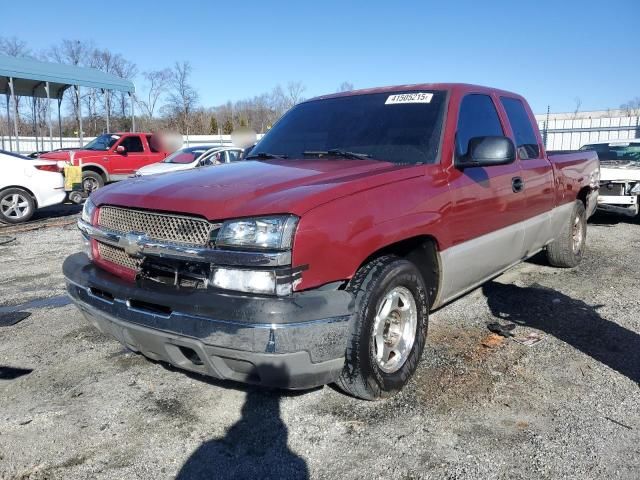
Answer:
[63, 253, 353, 389]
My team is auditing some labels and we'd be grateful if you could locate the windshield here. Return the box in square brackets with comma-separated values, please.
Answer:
[84, 134, 120, 151]
[163, 148, 209, 164]
[580, 142, 640, 162]
[253, 90, 447, 164]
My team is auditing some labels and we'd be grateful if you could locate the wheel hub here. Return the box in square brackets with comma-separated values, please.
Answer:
[372, 286, 418, 373]
[1, 194, 29, 219]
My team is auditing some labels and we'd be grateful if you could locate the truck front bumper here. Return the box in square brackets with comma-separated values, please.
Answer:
[63, 253, 353, 389]
[597, 195, 639, 217]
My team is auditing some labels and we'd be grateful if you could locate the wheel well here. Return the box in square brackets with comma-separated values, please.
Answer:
[577, 186, 591, 207]
[0, 185, 38, 208]
[359, 236, 441, 307]
[82, 165, 107, 181]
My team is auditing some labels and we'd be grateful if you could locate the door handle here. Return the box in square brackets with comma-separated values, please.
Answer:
[512, 176, 525, 193]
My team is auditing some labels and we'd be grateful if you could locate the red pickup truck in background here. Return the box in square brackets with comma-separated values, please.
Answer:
[64, 83, 599, 400]
[40, 132, 171, 192]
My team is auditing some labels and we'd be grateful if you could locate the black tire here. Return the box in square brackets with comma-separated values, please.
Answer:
[546, 200, 587, 268]
[82, 170, 104, 193]
[0, 187, 36, 224]
[336, 255, 429, 400]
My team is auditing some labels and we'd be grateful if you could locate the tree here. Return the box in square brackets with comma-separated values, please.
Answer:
[620, 97, 640, 117]
[0, 36, 31, 57]
[285, 81, 306, 109]
[337, 81, 354, 92]
[167, 61, 199, 136]
[138, 68, 172, 119]
[210, 116, 219, 134]
[222, 118, 234, 135]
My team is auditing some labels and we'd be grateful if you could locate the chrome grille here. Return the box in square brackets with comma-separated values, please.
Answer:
[98, 206, 212, 247]
[97, 242, 141, 270]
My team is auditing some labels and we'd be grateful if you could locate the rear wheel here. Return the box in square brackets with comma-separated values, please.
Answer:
[336, 255, 429, 400]
[546, 200, 586, 268]
[82, 170, 104, 193]
[0, 188, 35, 224]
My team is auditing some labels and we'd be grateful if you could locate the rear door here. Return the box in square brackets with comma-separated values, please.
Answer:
[145, 134, 168, 164]
[500, 97, 555, 256]
[442, 93, 527, 301]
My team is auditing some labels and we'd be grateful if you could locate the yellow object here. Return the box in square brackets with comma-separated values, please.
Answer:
[64, 165, 83, 191]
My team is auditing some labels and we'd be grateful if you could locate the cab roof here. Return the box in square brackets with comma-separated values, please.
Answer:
[307, 83, 523, 103]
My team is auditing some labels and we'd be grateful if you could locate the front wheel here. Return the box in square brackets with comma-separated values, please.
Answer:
[336, 255, 429, 400]
[546, 200, 587, 268]
[82, 171, 104, 193]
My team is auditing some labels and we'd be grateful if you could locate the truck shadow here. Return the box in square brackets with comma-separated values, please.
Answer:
[482, 281, 640, 385]
[175, 365, 309, 480]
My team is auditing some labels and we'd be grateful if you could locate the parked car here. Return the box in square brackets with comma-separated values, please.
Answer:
[579, 139, 640, 217]
[64, 83, 599, 399]
[39, 132, 173, 192]
[134, 146, 244, 177]
[0, 150, 66, 223]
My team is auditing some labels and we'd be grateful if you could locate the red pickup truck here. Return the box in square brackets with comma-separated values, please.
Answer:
[40, 132, 170, 192]
[63, 84, 599, 399]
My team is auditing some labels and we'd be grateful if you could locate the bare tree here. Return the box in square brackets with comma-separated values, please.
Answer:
[571, 97, 582, 120]
[285, 81, 306, 109]
[0, 36, 31, 57]
[137, 69, 172, 119]
[620, 97, 640, 117]
[337, 81, 354, 92]
[166, 61, 199, 137]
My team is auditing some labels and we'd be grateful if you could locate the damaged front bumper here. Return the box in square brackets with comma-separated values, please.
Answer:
[63, 253, 353, 389]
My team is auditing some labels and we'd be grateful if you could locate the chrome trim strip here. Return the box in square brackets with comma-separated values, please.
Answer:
[78, 220, 291, 267]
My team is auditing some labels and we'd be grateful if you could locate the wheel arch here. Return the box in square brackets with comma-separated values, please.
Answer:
[82, 164, 109, 182]
[0, 185, 39, 207]
[355, 235, 441, 308]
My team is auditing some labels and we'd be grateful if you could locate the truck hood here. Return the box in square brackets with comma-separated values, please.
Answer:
[40, 149, 107, 162]
[600, 161, 640, 181]
[137, 162, 192, 176]
[91, 159, 423, 220]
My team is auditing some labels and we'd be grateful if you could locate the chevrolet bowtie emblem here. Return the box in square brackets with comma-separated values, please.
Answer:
[118, 232, 147, 257]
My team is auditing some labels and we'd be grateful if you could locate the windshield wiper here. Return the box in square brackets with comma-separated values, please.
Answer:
[303, 149, 371, 160]
[246, 152, 288, 160]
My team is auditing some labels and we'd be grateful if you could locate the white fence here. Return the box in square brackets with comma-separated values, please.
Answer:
[537, 116, 640, 151]
[0, 134, 266, 154]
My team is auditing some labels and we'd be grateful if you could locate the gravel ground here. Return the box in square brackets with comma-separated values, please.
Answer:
[0, 212, 638, 479]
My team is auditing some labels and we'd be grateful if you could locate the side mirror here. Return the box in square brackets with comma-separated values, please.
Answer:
[116, 145, 126, 154]
[456, 136, 515, 169]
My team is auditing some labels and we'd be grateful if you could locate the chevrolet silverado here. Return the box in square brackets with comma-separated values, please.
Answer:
[63, 84, 599, 400]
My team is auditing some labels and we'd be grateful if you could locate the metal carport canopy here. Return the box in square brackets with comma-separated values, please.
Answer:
[0, 54, 134, 98]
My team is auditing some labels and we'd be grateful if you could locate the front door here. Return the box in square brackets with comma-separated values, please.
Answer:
[111, 135, 147, 177]
[440, 93, 527, 303]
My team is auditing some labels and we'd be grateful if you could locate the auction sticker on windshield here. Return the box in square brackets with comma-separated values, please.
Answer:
[385, 93, 433, 104]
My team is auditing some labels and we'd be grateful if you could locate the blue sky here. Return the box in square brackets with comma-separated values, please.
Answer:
[3, 0, 638, 113]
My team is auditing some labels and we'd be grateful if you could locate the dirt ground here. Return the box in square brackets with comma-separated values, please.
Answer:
[0, 210, 638, 479]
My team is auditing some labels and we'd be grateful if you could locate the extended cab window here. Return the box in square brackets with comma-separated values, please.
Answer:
[253, 91, 447, 164]
[456, 94, 504, 157]
[500, 97, 540, 159]
[120, 136, 144, 153]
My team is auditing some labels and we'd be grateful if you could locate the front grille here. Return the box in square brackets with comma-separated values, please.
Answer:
[98, 206, 213, 247]
[97, 242, 141, 270]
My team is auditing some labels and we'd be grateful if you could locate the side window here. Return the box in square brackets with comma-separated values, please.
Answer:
[120, 136, 144, 153]
[500, 97, 540, 159]
[227, 150, 241, 162]
[456, 94, 504, 157]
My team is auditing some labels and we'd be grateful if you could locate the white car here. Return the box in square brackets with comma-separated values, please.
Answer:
[0, 150, 66, 224]
[579, 139, 640, 217]
[134, 146, 244, 177]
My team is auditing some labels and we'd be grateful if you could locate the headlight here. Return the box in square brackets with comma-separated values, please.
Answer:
[81, 198, 96, 224]
[630, 183, 640, 195]
[211, 268, 277, 295]
[216, 215, 298, 249]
